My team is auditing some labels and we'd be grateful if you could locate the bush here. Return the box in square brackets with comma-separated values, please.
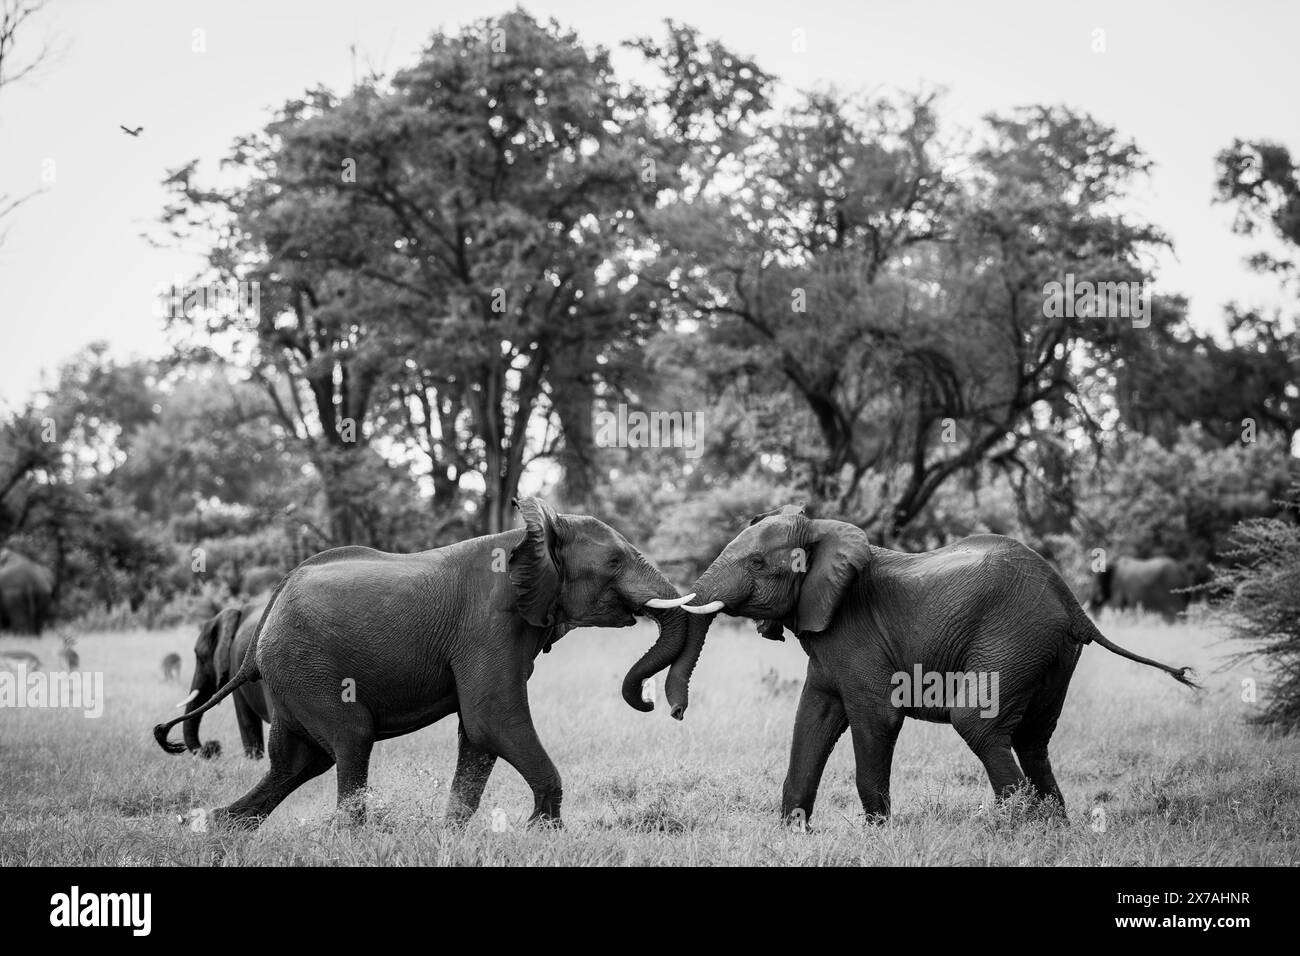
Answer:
[1210, 483, 1300, 732]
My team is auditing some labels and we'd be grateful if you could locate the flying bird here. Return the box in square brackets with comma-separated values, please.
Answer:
[120, 125, 143, 137]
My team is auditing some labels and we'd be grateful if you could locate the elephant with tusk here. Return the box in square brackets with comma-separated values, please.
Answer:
[643, 504, 1196, 826]
[169, 598, 273, 759]
[154, 497, 691, 831]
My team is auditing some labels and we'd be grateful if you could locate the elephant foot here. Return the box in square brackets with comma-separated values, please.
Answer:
[178, 808, 211, 833]
[336, 794, 368, 829]
[526, 811, 563, 830]
[197, 740, 222, 759]
[178, 806, 263, 833]
[784, 808, 810, 833]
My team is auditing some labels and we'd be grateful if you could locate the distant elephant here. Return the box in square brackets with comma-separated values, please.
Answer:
[170, 598, 272, 759]
[161, 653, 182, 681]
[0, 548, 54, 635]
[662, 506, 1195, 825]
[154, 498, 693, 830]
[239, 566, 282, 597]
[1090, 555, 1189, 621]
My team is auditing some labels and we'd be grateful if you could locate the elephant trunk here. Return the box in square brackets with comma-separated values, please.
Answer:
[662, 564, 733, 719]
[617, 555, 694, 714]
[180, 677, 214, 756]
[663, 610, 715, 720]
[621, 606, 689, 712]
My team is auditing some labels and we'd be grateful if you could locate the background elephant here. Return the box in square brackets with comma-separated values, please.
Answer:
[171, 598, 272, 759]
[1090, 555, 1190, 620]
[0, 547, 55, 635]
[154, 497, 692, 830]
[658, 505, 1194, 825]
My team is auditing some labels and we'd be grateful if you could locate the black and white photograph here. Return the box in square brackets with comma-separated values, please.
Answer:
[0, 0, 1296, 900]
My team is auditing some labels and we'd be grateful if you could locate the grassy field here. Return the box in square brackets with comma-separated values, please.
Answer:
[2, 613, 1297, 865]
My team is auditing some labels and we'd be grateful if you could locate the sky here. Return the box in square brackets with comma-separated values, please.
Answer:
[0, 0, 1296, 406]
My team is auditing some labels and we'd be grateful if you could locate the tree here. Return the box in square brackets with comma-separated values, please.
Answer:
[643, 99, 1167, 541]
[162, 13, 674, 538]
[0, 0, 54, 242]
[1210, 482, 1300, 732]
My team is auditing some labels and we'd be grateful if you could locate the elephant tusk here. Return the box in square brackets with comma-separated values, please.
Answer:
[643, 593, 696, 609]
[175, 689, 200, 709]
[641, 677, 656, 705]
[682, 600, 725, 615]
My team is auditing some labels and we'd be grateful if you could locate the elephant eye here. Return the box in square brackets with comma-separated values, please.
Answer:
[748, 554, 765, 570]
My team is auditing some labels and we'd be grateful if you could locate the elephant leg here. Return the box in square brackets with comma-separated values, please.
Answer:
[463, 697, 562, 827]
[445, 719, 497, 827]
[952, 711, 1027, 803]
[233, 692, 265, 759]
[212, 722, 334, 830]
[1011, 737, 1064, 813]
[333, 715, 376, 828]
[845, 704, 905, 822]
[781, 678, 848, 826]
[1011, 647, 1078, 815]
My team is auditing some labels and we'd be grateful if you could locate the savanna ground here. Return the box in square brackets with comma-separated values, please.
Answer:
[1, 613, 1297, 865]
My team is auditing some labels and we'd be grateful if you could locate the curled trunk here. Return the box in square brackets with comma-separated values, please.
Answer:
[180, 678, 213, 755]
[618, 553, 695, 714]
[663, 610, 714, 719]
[621, 607, 689, 712]
[657, 562, 730, 718]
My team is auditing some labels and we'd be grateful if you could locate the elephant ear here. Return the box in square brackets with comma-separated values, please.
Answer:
[508, 497, 562, 628]
[796, 519, 872, 636]
[212, 608, 243, 685]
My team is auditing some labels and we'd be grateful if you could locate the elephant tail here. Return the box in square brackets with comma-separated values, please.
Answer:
[1072, 610, 1198, 688]
[153, 642, 261, 754]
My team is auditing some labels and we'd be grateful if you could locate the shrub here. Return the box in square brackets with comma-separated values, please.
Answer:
[1210, 482, 1300, 731]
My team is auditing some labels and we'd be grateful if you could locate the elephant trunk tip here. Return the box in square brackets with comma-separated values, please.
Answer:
[670, 704, 685, 721]
[154, 723, 186, 755]
[620, 676, 655, 713]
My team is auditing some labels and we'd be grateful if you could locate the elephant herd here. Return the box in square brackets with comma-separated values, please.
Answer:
[153, 499, 1197, 833]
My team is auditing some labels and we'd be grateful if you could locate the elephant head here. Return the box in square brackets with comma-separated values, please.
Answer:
[507, 498, 695, 714]
[174, 606, 244, 757]
[661, 505, 873, 718]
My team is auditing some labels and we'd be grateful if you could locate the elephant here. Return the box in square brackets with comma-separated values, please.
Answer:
[0, 548, 54, 635]
[161, 653, 182, 681]
[169, 599, 273, 759]
[661, 505, 1196, 825]
[153, 498, 695, 830]
[1089, 555, 1190, 621]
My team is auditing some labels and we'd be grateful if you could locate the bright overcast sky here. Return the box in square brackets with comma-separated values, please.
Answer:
[1, 0, 1296, 406]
